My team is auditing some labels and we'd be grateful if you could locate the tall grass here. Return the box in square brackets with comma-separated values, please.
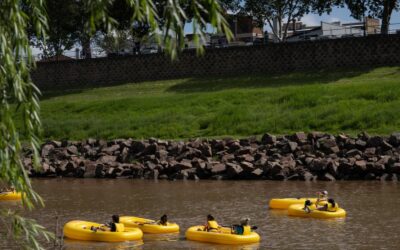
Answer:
[36, 67, 400, 140]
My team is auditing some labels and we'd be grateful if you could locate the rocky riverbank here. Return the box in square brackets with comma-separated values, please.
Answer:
[24, 132, 400, 181]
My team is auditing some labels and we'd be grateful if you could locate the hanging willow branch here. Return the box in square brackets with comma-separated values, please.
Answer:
[0, 0, 231, 249]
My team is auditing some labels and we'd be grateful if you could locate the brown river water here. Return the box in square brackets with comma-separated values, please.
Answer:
[1, 179, 399, 249]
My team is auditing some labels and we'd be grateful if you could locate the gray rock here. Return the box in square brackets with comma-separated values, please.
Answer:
[354, 160, 367, 174]
[250, 168, 264, 178]
[237, 154, 254, 163]
[102, 144, 120, 155]
[226, 163, 243, 178]
[98, 155, 117, 164]
[156, 149, 168, 161]
[301, 171, 315, 181]
[292, 132, 307, 142]
[41, 144, 55, 157]
[390, 162, 400, 174]
[346, 149, 362, 157]
[364, 147, 376, 158]
[389, 132, 400, 146]
[367, 136, 384, 147]
[288, 141, 298, 152]
[174, 159, 192, 170]
[261, 133, 276, 145]
[240, 161, 255, 172]
[318, 173, 336, 181]
[211, 163, 226, 174]
[381, 141, 393, 151]
[355, 139, 367, 149]
[83, 162, 97, 178]
[67, 145, 79, 155]
[95, 164, 104, 177]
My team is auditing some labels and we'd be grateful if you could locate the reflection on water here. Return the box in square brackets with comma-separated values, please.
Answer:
[1, 179, 399, 249]
[62, 239, 144, 250]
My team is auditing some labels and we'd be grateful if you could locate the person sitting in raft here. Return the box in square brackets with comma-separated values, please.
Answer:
[317, 198, 338, 212]
[316, 190, 329, 207]
[157, 214, 168, 226]
[232, 218, 254, 235]
[303, 199, 312, 213]
[91, 215, 124, 232]
[204, 214, 220, 232]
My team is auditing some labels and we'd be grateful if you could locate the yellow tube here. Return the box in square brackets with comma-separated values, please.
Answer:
[269, 198, 319, 209]
[288, 204, 346, 219]
[0, 192, 22, 201]
[120, 216, 179, 234]
[63, 220, 143, 242]
[185, 226, 260, 245]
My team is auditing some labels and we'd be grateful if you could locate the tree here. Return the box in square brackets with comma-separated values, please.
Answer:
[94, 29, 133, 55]
[312, 0, 399, 35]
[244, 0, 313, 42]
[345, 0, 399, 34]
[1, 0, 231, 249]
[29, 0, 81, 58]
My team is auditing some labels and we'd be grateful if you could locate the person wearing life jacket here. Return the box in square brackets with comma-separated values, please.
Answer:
[317, 198, 338, 212]
[204, 214, 220, 232]
[316, 190, 329, 207]
[233, 218, 253, 235]
[91, 215, 124, 232]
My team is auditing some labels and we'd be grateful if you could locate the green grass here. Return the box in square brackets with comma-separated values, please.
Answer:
[33, 66, 400, 140]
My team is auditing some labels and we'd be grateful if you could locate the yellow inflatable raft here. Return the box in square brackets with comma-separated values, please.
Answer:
[185, 226, 260, 245]
[269, 198, 319, 209]
[0, 191, 22, 201]
[119, 216, 179, 234]
[63, 220, 143, 242]
[288, 204, 346, 219]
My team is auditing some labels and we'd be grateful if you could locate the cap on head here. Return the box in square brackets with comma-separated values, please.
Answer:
[322, 190, 328, 195]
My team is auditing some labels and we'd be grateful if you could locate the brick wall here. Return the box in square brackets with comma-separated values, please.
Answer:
[32, 34, 400, 90]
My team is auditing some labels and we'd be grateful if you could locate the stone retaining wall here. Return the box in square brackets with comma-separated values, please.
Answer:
[25, 132, 400, 181]
[32, 35, 400, 90]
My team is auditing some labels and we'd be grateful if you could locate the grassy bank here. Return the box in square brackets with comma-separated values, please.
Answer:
[35, 67, 400, 140]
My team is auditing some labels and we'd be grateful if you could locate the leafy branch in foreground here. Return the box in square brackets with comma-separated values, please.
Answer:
[0, 210, 54, 250]
[1, 0, 231, 249]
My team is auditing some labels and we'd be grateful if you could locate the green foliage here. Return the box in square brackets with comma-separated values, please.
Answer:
[1, 0, 232, 249]
[29, 0, 81, 57]
[87, 0, 233, 58]
[313, 0, 400, 34]
[0, 0, 49, 248]
[38, 67, 400, 140]
[344, 0, 399, 34]
[94, 29, 133, 55]
[1, 210, 54, 250]
[244, 0, 312, 41]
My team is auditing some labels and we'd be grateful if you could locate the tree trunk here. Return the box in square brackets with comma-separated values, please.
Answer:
[81, 36, 92, 59]
[381, 0, 396, 35]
